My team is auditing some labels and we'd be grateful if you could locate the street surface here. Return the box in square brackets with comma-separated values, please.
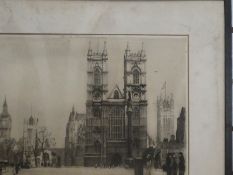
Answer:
[17, 167, 166, 175]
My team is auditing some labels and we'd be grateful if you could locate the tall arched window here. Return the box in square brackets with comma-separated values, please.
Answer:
[133, 69, 140, 84]
[94, 68, 101, 85]
[110, 107, 124, 139]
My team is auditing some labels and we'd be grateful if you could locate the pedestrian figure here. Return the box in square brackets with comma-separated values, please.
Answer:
[15, 163, 19, 174]
[12, 164, 16, 175]
[154, 152, 161, 169]
[145, 160, 152, 175]
[172, 155, 178, 175]
[165, 153, 172, 175]
[178, 152, 185, 175]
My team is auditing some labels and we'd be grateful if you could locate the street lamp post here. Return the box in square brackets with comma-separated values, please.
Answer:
[127, 107, 132, 158]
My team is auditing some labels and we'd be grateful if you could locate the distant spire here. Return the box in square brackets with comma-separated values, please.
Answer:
[126, 42, 130, 51]
[124, 42, 130, 59]
[103, 41, 106, 49]
[87, 41, 92, 56]
[141, 42, 145, 57]
[97, 39, 100, 53]
[72, 105, 75, 113]
[3, 95, 7, 107]
[88, 41, 92, 50]
[102, 41, 107, 56]
[30, 104, 33, 117]
[2, 95, 8, 114]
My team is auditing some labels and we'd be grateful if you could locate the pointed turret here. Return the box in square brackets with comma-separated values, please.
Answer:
[87, 41, 92, 57]
[0, 96, 10, 118]
[124, 42, 130, 57]
[126, 42, 130, 52]
[72, 105, 75, 113]
[102, 41, 107, 56]
[140, 42, 146, 58]
[3, 96, 8, 114]
[29, 115, 34, 125]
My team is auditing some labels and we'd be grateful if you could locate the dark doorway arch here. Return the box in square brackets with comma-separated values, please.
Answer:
[110, 153, 122, 167]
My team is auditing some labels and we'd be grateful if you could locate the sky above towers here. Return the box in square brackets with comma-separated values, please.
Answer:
[0, 35, 188, 147]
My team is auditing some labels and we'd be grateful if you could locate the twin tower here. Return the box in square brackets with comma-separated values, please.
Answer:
[85, 41, 147, 166]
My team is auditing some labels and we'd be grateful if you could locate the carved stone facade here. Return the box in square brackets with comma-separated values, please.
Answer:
[84, 42, 147, 166]
[64, 106, 85, 166]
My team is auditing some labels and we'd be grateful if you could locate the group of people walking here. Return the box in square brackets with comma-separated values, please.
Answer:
[163, 152, 185, 175]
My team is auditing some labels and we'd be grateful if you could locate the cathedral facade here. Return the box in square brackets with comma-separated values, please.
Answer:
[0, 98, 12, 142]
[84, 42, 147, 166]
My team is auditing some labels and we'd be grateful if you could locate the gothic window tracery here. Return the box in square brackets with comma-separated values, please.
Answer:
[134, 107, 140, 118]
[133, 69, 140, 85]
[94, 67, 101, 85]
[93, 107, 101, 118]
[109, 107, 124, 139]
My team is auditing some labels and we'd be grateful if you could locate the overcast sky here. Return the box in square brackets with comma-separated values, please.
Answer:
[0, 35, 188, 147]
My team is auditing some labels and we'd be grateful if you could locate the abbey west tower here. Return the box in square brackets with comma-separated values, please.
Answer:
[84, 41, 147, 167]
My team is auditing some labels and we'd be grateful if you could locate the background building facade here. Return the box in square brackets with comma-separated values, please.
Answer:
[157, 91, 175, 143]
[158, 107, 186, 166]
[0, 98, 12, 142]
[64, 106, 85, 166]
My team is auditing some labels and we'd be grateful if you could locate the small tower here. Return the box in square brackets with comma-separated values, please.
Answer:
[157, 84, 175, 143]
[3, 97, 8, 114]
[124, 43, 146, 101]
[87, 41, 108, 102]
[0, 97, 12, 141]
[85, 41, 109, 166]
[123, 43, 147, 157]
[23, 111, 38, 167]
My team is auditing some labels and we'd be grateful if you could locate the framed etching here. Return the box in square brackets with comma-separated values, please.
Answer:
[0, 1, 230, 175]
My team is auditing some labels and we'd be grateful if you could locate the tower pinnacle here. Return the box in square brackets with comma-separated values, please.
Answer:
[3, 96, 7, 107]
[103, 41, 107, 56]
[126, 42, 130, 51]
[2, 96, 8, 115]
[87, 41, 92, 57]
[72, 105, 75, 113]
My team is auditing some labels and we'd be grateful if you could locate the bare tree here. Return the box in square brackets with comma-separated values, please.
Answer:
[37, 127, 56, 166]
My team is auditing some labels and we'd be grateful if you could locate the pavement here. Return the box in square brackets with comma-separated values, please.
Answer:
[17, 167, 166, 175]
[2, 167, 15, 175]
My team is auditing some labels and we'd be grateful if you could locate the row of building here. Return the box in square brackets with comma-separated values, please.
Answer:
[0, 97, 61, 167]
